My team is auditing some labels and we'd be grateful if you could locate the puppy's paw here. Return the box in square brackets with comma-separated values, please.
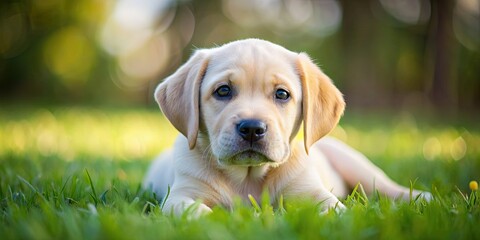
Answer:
[163, 198, 213, 218]
[333, 201, 347, 214]
[412, 190, 433, 202]
[320, 201, 346, 215]
[184, 203, 213, 219]
[196, 203, 214, 215]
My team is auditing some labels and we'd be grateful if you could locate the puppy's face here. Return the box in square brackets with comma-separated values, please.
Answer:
[155, 39, 345, 169]
[200, 44, 302, 167]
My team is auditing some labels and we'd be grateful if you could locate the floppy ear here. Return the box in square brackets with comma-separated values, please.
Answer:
[296, 53, 345, 154]
[154, 50, 210, 149]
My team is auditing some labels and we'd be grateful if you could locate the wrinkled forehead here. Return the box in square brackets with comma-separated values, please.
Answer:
[202, 41, 300, 89]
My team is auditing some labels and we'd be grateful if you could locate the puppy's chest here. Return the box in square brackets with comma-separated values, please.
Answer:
[234, 180, 265, 202]
[221, 166, 271, 203]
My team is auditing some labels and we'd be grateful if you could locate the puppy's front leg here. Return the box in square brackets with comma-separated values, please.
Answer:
[283, 173, 346, 213]
[161, 177, 215, 217]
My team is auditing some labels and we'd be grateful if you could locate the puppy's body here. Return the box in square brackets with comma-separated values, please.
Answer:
[144, 39, 430, 216]
[145, 137, 347, 208]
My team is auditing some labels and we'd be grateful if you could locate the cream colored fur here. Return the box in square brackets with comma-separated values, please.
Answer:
[143, 39, 431, 216]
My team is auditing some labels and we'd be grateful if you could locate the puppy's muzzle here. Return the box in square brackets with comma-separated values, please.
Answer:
[236, 119, 267, 145]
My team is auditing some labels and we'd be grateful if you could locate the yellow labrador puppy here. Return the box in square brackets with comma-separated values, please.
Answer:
[144, 39, 431, 216]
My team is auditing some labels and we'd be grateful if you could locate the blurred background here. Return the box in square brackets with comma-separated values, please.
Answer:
[0, 0, 480, 195]
[1, 0, 479, 112]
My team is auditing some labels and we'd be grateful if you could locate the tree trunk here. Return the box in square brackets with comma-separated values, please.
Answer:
[427, 0, 457, 110]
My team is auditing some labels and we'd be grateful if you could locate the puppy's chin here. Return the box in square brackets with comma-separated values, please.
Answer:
[218, 150, 274, 167]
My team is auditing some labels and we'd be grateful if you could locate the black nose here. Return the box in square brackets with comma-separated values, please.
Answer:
[236, 119, 267, 143]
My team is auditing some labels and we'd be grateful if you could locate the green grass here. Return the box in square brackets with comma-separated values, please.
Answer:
[0, 106, 479, 239]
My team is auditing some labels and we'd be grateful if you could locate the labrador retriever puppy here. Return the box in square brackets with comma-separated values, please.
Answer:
[143, 39, 431, 216]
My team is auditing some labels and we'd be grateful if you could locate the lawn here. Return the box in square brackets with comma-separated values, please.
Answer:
[0, 106, 479, 239]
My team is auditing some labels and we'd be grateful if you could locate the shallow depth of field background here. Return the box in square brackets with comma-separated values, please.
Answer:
[1, 0, 479, 184]
[1, 0, 479, 110]
[0, 0, 479, 239]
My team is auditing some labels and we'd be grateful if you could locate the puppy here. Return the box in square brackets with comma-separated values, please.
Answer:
[143, 39, 431, 216]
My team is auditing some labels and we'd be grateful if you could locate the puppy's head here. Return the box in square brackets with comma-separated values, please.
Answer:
[155, 39, 344, 167]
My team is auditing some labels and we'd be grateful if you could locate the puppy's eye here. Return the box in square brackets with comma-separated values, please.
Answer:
[214, 85, 232, 99]
[275, 89, 290, 101]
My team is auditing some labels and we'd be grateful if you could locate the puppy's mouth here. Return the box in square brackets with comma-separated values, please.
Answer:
[219, 150, 274, 167]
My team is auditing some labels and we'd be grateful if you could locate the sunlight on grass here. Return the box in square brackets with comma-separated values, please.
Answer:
[0, 107, 479, 239]
[331, 113, 479, 163]
[1, 108, 478, 164]
[0, 106, 477, 191]
[0, 107, 178, 161]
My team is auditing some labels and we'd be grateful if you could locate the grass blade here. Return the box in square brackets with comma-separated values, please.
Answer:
[160, 185, 171, 211]
[17, 175, 50, 207]
[85, 169, 98, 206]
[248, 194, 261, 213]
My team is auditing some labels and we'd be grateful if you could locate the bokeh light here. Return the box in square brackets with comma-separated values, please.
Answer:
[0, 0, 478, 109]
[99, 0, 196, 92]
[379, 0, 430, 24]
[450, 136, 467, 161]
[222, 0, 342, 37]
[43, 26, 96, 88]
[453, 0, 480, 50]
[114, 34, 172, 90]
[423, 137, 442, 161]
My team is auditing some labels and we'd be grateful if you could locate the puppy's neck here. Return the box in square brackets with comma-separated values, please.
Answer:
[223, 165, 270, 183]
